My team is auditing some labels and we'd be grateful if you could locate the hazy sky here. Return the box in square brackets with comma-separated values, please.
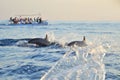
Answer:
[0, 0, 120, 21]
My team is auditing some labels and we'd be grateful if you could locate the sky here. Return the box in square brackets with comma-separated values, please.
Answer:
[0, 0, 120, 21]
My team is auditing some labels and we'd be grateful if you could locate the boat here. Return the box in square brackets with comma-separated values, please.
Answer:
[0, 14, 48, 26]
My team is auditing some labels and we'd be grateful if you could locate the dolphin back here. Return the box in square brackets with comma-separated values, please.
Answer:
[28, 38, 50, 46]
[67, 41, 87, 47]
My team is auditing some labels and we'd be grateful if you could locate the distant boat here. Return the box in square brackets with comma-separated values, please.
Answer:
[0, 14, 48, 26]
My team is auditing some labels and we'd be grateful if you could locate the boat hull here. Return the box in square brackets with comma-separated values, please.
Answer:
[0, 21, 48, 26]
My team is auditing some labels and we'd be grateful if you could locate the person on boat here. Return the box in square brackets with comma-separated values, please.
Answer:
[24, 18, 29, 24]
[19, 16, 24, 24]
[39, 17, 42, 23]
[20, 18, 25, 24]
[13, 17, 19, 24]
[10, 17, 13, 21]
[36, 17, 39, 23]
[36, 17, 42, 23]
[29, 18, 33, 24]
[33, 17, 38, 23]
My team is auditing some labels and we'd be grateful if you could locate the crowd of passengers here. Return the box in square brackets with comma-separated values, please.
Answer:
[9, 17, 42, 24]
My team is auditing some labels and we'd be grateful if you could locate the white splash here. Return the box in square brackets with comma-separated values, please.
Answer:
[15, 40, 38, 47]
[56, 37, 67, 47]
[40, 42, 106, 80]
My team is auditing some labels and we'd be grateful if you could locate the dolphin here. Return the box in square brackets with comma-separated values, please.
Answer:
[67, 36, 87, 47]
[28, 34, 52, 47]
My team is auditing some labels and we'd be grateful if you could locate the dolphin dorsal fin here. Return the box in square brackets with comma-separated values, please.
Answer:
[45, 34, 48, 41]
[83, 36, 86, 41]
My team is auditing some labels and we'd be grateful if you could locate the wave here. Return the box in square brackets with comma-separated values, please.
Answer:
[0, 38, 30, 46]
[40, 43, 106, 80]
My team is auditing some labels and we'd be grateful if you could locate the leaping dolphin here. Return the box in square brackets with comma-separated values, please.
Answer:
[28, 34, 52, 47]
[67, 36, 87, 47]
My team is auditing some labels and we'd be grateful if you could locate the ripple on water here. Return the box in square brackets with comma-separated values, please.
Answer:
[11, 65, 50, 75]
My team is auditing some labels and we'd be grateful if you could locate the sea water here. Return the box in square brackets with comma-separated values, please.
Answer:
[0, 21, 120, 80]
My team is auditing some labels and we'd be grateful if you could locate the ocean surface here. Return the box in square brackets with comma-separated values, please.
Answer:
[0, 21, 120, 80]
